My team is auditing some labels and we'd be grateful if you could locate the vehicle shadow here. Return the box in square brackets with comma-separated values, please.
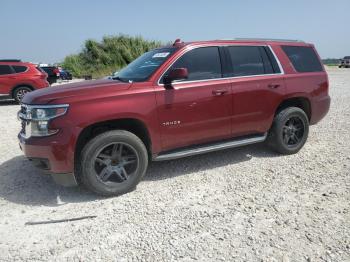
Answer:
[0, 97, 17, 106]
[0, 144, 279, 207]
[0, 156, 100, 207]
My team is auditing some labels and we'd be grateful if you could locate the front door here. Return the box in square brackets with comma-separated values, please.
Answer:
[155, 46, 232, 151]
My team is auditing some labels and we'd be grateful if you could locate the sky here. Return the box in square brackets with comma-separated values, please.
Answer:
[0, 0, 349, 63]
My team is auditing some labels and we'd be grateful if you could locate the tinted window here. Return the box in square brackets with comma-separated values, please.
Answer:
[282, 46, 323, 72]
[228, 46, 265, 76]
[12, 66, 27, 73]
[40, 67, 55, 76]
[0, 65, 13, 75]
[163, 47, 222, 82]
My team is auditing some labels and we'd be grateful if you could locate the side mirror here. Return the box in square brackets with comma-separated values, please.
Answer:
[164, 68, 188, 85]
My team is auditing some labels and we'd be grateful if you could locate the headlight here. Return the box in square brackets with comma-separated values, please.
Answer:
[18, 104, 69, 137]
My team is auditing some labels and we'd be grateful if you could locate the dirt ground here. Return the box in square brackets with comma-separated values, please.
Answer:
[0, 69, 349, 261]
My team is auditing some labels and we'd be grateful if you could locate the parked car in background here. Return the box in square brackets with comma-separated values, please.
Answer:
[339, 56, 350, 68]
[40, 66, 60, 84]
[0, 59, 49, 102]
[19, 38, 330, 196]
[59, 68, 73, 80]
[104, 71, 119, 80]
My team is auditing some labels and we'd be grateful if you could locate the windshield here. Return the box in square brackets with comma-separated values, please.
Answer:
[114, 48, 177, 82]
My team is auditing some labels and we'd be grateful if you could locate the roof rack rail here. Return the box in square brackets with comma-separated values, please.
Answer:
[0, 59, 22, 62]
[232, 38, 304, 43]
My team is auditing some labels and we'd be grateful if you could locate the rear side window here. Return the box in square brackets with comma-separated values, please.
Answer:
[164, 47, 222, 82]
[0, 65, 13, 75]
[227, 46, 265, 76]
[282, 46, 323, 72]
[12, 65, 27, 73]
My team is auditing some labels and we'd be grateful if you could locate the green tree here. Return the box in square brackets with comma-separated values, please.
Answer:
[62, 35, 162, 78]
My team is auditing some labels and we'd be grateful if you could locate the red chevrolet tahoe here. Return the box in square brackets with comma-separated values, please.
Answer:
[18, 39, 330, 196]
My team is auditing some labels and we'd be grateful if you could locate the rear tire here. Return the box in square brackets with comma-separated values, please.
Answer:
[267, 107, 309, 155]
[13, 86, 32, 103]
[77, 130, 148, 196]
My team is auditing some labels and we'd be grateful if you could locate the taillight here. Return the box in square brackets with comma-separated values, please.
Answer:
[53, 68, 60, 76]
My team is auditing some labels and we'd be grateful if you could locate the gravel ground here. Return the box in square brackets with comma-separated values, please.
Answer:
[0, 69, 349, 261]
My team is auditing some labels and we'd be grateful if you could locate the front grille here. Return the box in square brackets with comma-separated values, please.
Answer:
[21, 120, 26, 135]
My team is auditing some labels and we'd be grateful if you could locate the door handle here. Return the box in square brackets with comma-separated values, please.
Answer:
[268, 84, 280, 89]
[212, 89, 228, 96]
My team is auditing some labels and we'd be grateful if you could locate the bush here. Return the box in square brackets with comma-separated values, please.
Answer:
[62, 35, 162, 78]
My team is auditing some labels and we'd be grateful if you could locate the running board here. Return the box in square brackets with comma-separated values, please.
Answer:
[153, 133, 267, 161]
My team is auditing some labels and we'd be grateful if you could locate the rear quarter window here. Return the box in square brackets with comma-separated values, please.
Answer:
[282, 46, 323, 73]
[12, 65, 28, 73]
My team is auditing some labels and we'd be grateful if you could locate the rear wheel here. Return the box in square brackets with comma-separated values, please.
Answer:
[267, 107, 309, 155]
[13, 86, 32, 103]
[78, 130, 148, 196]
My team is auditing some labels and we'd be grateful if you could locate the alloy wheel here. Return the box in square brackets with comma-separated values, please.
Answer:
[282, 116, 305, 147]
[93, 142, 139, 184]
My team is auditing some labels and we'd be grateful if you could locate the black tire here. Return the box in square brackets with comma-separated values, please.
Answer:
[77, 130, 148, 196]
[267, 107, 309, 155]
[13, 86, 32, 103]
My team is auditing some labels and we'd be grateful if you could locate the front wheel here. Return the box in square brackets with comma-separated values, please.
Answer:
[13, 86, 32, 103]
[267, 107, 309, 155]
[77, 130, 148, 196]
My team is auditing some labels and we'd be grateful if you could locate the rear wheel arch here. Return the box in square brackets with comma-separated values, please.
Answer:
[275, 96, 311, 121]
[11, 84, 34, 98]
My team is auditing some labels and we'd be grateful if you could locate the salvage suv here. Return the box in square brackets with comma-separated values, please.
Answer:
[18, 38, 330, 196]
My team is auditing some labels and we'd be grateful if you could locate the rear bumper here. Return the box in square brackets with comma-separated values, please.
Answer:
[310, 95, 331, 125]
[18, 132, 77, 186]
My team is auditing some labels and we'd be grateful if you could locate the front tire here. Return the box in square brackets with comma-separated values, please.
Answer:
[78, 130, 148, 196]
[267, 107, 309, 155]
[13, 86, 32, 103]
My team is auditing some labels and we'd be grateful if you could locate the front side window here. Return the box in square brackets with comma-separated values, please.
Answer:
[116, 47, 177, 82]
[0, 65, 13, 75]
[282, 46, 323, 73]
[162, 47, 222, 83]
[228, 46, 265, 77]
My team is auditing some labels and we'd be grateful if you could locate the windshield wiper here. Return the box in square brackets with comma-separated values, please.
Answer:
[112, 76, 127, 82]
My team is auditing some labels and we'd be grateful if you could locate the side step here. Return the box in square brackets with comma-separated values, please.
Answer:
[153, 133, 267, 161]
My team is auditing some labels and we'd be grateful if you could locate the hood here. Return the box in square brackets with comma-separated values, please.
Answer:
[22, 79, 132, 104]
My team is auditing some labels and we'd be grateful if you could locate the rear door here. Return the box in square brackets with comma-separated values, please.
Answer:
[0, 65, 15, 95]
[225, 45, 286, 136]
[155, 46, 232, 151]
